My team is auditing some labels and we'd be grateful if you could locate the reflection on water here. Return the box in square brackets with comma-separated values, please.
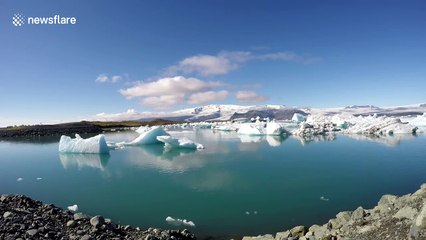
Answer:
[124, 145, 205, 173]
[293, 134, 337, 145]
[237, 135, 287, 147]
[59, 153, 110, 170]
[344, 134, 417, 147]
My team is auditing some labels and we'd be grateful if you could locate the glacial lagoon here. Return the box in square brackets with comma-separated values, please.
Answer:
[1, 129, 426, 238]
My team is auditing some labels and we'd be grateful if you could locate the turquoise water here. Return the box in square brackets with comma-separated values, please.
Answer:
[1, 130, 426, 239]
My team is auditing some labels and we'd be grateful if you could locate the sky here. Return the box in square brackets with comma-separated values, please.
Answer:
[1, 0, 425, 126]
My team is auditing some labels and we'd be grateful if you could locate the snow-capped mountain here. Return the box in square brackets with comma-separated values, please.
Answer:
[90, 103, 426, 122]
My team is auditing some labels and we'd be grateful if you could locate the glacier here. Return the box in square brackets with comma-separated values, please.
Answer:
[59, 134, 110, 154]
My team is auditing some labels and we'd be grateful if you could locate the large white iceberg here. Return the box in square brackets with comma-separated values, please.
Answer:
[156, 136, 204, 149]
[126, 126, 170, 145]
[59, 134, 109, 154]
[294, 113, 418, 136]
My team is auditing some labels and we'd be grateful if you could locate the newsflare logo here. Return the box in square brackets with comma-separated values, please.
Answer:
[12, 13, 77, 27]
[12, 13, 25, 26]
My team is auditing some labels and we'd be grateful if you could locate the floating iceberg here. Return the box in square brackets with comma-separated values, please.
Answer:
[165, 216, 196, 227]
[292, 113, 306, 123]
[126, 126, 170, 145]
[59, 134, 109, 154]
[156, 136, 204, 149]
[135, 125, 150, 134]
[293, 113, 418, 136]
[237, 121, 283, 136]
[237, 123, 264, 135]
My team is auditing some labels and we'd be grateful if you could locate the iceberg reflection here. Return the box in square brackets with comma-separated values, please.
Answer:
[59, 153, 110, 170]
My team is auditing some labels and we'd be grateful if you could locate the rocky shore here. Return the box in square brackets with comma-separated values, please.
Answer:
[0, 194, 195, 240]
[243, 184, 426, 240]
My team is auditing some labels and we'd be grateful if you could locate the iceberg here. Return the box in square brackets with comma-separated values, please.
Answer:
[135, 125, 150, 134]
[126, 126, 170, 145]
[237, 123, 264, 135]
[294, 113, 418, 136]
[156, 136, 204, 149]
[59, 134, 109, 154]
[237, 121, 283, 136]
[292, 113, 306, 123]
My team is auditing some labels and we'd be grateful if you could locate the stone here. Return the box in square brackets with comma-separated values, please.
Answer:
[242, 234, 274, 240]
[410, 201, 426, 239]
[81, 235, 91, 240]
[290, 225, 306, 237]
[3, 211, 13, 218]
[336, 211, 351, 222]
[26, 229, 38, 237]
[90, 215, 105, 228]
[393, 206, 418, 220]
[74, 213, 88, 221]
[378, 194, 397, 206]
[67, 220, 77, 227]
[275, 230, 291, 240]
[351, 207, 365, 221]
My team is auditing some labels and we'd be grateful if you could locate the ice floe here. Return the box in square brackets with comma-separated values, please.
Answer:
[156, 136, 204, 149]
[67, 204, 78, 212]
[59, 134, 109, 154]
[165, 216, 195, 227]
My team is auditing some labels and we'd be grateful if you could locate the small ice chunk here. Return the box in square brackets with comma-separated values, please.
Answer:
[165, 216, 196, 227]
[17, 177, 23, 181]
[36, 177, 42, 181]
[245, 211, 250, 215]
[156, 136, 204, 149]
[59, 134, 109, 154]
[126, 126, 170, 145]
[320, 196, 329, 201]
[67, 204, 78, 212]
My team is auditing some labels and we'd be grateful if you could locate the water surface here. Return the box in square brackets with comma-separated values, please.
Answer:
[1, 130, 425, 238]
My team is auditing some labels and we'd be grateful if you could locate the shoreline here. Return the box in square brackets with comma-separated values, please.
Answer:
[242, 184, 426, 240]
[0, 194, 195, 240]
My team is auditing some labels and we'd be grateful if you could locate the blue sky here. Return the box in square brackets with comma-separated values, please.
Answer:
[1, 0, 425, 125]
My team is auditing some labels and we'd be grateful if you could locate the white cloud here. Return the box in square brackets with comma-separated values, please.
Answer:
[188, 90, 229, 104]
[96, 74, 123, 83]
[166, 50, 320, 76]
[120, 76, 222, 99]
[167, 51, 251, 76]
[120, 76, 227, 108]
[256, 52, 321, 64]
[235, 91, 268, 103]
[141, 95, 185, 109]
